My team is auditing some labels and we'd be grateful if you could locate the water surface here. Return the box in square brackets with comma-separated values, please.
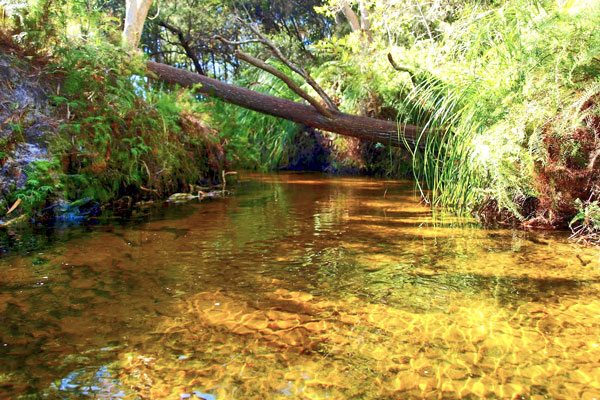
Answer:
[1, 173, 599, 399]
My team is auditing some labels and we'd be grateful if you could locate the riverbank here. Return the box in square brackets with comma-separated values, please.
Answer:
[0, 31, 228, 227]
[2, 2, 600, 245]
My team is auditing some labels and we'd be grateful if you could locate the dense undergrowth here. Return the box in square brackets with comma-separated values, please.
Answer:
[223, 0, 599, 241]
[166, 0, 600, 240]
[310, 1, 600, 229]
[201, 64, 412, 176]
[0, 2, 224, 221]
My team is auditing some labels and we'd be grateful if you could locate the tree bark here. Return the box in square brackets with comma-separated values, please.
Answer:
[358, 0, 370, 32]
[123, 0, 154, 48]
[235, 51, 333, 118]
[340, 2, 361, 32]
[147, 61, 425, 148]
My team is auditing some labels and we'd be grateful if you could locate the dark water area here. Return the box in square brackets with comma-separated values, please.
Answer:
[0, 173, 599, 399]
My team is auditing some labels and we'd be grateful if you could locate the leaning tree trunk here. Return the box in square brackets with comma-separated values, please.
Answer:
[147, 62, 425, 148]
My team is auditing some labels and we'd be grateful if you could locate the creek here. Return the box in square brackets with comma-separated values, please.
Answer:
[0, 173, 599, 399]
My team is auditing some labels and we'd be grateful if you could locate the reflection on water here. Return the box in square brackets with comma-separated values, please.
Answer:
[0, 172, 599, 399]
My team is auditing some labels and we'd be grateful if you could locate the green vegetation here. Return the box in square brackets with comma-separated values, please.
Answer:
[1, 0, 223, 219]
[1, 0, 599, 242]
[309, 1, 600, 221]
[49, 43, 214, 202]
[198, 65, 300, 170]
[13, 160, 62, 214]
[571, 199, 600, 244]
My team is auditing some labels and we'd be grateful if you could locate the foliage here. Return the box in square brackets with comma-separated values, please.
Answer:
[142, 0, 331, 78]
[311, 0, 600, 220]
[570, 199, 600, 245]
[12, 160, 63, 214]
[197, 61, 301, 170]
[2, 0, 221, 216]
[49, 41, 211, 202]
[12, 0, 120, 49]
[6, 0, 600, 231]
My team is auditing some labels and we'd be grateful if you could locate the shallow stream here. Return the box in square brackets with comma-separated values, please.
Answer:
[0, 173, 599, 399]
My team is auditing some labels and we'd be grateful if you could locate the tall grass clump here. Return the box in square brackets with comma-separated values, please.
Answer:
[313, 0, 600, 221]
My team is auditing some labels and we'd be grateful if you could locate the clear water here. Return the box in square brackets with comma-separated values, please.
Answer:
[0, 173, 599, 399]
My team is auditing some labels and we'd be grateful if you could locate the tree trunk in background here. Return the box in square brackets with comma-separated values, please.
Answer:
[123, 0, 153, 48]
[340, 2, 361, 32]
[147, 61, 425, 148]
[358, 0, 370, 32]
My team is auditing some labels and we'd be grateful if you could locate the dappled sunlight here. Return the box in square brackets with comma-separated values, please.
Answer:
[0, 173, 599, 398]
[119, 286, 600, 399]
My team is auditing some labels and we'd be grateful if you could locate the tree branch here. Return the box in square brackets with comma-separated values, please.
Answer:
[147, 61, 426, 149]
[414, 0, 434, 41]
[340, 1, 361, 32]
[387, 53, 415, 84]
[211, 35, 263, 46]
[242, 20, 340, 113]
[358, 0, 373, 42]
[158, 20, 205, 75]
[235, 51, 333, 118]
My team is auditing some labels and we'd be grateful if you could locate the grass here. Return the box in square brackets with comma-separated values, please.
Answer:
[311, 0, 600, 225]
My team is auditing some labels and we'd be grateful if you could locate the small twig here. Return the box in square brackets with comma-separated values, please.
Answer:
[140, 186, 159, 194]
[0, 214, 28, 228]
[414, 0, 434, 41]
[221, 170, 238, 195]
[158, 20, 205, 74]
[147, 4, 161, 20]
[221, 170, 226, 195]
[6, 198, 21, 215]
[387, 53, 415, 84]
[141, 160, 152, 182]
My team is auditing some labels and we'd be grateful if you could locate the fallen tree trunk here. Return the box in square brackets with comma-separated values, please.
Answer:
[147, 61, 425, 148]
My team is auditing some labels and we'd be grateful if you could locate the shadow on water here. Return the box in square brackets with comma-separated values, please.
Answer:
[0, 199, 202, 258]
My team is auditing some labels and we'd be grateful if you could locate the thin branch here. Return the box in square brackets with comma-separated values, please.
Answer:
[414, 0, 433, 41]
[289, 17, 316, 61]
[387, 53, 415, 84]
[211, 35, 263, 46]
[358, 0, 371, 33]
[242, 19, 340, 113]
[359, 0, 373, 43]
[158, 20, 205, 75]
[147, 50, 187, 58]
[235, 51, 333, 118]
